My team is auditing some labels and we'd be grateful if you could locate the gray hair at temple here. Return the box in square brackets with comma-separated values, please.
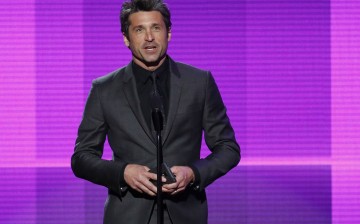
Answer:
[120, 0, 172, 39]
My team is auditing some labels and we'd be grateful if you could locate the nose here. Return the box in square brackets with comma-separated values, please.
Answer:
[145, 30, 154, 41]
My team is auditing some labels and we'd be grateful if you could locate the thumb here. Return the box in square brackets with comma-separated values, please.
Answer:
[170, 166, 180, 174]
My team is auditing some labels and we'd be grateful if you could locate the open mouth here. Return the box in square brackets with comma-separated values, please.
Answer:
[144, 46, 157, 51]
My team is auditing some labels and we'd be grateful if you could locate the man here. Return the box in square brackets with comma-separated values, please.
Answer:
[71, 0, 240, 223]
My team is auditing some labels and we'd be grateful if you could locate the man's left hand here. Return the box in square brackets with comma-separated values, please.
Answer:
[162, 166, 195, 195]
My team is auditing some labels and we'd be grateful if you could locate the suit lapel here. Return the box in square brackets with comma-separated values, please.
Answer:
[162, 58, 182, 144]
[121, 58, 183, 146]
[122, 63, 155, 144]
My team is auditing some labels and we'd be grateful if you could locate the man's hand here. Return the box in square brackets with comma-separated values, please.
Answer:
[162, 166, 195, 195]
[124, 164, 160, 196]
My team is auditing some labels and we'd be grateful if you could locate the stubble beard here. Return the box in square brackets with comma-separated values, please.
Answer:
[133, 49, 167, 70]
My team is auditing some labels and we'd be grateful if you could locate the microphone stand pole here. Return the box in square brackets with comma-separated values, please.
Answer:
[152, 108, 164, 224]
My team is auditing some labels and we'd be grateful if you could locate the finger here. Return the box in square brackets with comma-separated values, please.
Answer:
[162, 184, 178, 194]
[171, 186, 186, 195]
[145, 171, 158, 181]
[131, 172, 156, 193]
[162, 179, 178, 188]
[161, 187, 173, 193]
[143, 166, 151, 172]
[177, 178, 188, 187]
[162, 182, 178, 189]
[162, 188, 176, 193]
[141, 178, 157, 193]
[146, 171, 168, 183]
[138, 183, 156, 196]
[170, 188, 180, 195]
[170, 166, 180, 175]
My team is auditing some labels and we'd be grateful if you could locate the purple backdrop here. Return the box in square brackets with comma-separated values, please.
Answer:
[1, 0, 359, 223]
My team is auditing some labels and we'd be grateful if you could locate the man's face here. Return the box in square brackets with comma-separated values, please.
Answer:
[124, 11, 171, 71]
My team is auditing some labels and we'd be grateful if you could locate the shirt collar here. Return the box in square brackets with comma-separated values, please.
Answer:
[132, 57, 169, 84]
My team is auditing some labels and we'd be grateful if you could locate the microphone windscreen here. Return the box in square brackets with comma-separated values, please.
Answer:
[152, 108, 163, 132]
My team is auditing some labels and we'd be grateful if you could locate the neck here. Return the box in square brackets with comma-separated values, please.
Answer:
[132, 55, 167, 71]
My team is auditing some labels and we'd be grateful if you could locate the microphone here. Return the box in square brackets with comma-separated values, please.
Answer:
[150, 73, 164, 132]
[152, 107, 163, 132]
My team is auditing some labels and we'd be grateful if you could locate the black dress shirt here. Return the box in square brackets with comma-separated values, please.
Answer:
[132, 58, 170, 131]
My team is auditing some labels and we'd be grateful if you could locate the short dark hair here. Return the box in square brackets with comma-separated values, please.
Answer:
[120, 0, 172, 38]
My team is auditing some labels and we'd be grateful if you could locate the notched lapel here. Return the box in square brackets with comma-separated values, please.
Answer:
[162, 59, 182, 145]
[122, 64, 155, 144]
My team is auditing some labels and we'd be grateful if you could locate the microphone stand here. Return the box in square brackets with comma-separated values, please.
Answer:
[152, 108, 164, 224]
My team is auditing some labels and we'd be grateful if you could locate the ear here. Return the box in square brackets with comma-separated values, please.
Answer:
[123, 33, 130, 47]
[167, 28, 172, 42]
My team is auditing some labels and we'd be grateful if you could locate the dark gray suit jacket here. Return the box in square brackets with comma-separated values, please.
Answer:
[71, 57, 240, 224]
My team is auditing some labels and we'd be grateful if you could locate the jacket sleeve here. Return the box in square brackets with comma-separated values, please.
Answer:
[71, 81, 127, 196]
[192, 72, 241, 191]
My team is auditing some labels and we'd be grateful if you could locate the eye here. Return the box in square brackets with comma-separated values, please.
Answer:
[153, 26, 161, 31]
[135, 27, 143, 33]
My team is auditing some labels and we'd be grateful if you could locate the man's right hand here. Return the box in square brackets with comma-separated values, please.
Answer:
[124, 164, 158, 196]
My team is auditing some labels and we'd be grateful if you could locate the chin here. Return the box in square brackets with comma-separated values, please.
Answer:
[143, 56, 163, 65]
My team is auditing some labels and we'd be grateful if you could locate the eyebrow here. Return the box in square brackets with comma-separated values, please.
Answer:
[132, 23, 162, 29]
